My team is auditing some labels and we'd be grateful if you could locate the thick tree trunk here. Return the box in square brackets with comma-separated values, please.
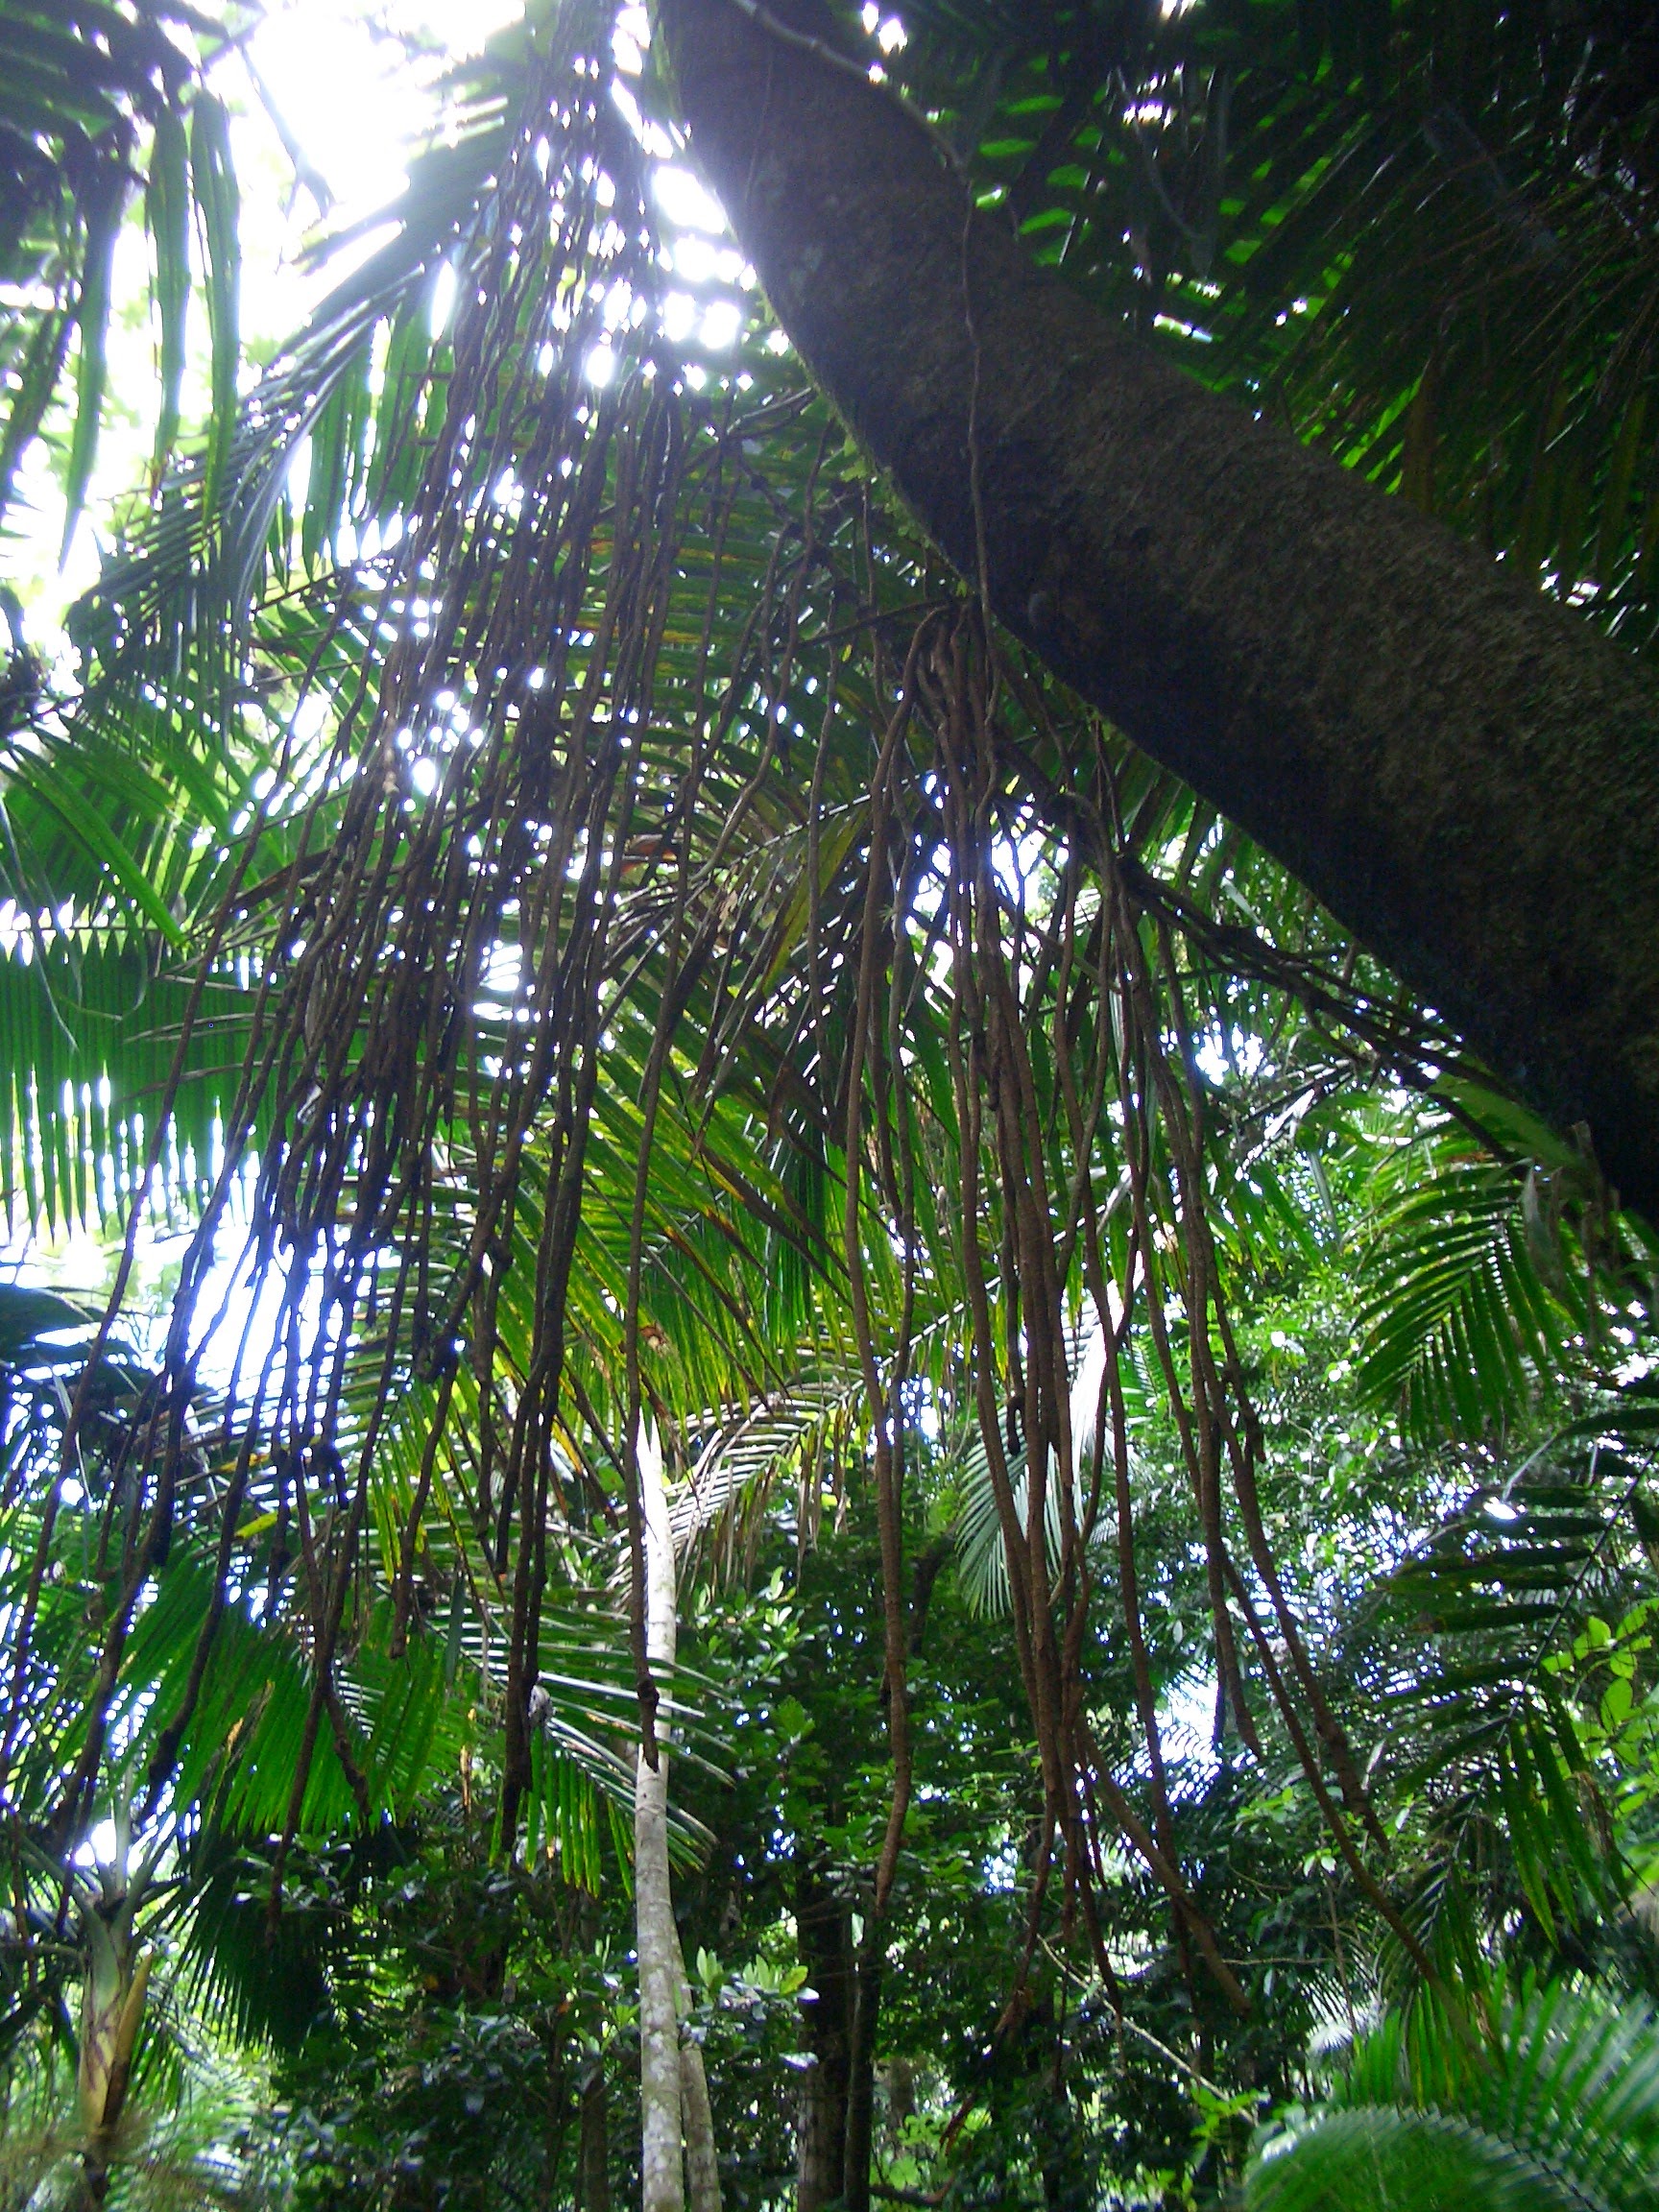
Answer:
[793, 1856, 853, 2212]
[577, 2064, 611, 2212]
[842, 1947, 881, 2212]
[657, 0, 1659, 1222]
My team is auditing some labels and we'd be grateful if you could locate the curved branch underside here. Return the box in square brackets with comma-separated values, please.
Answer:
[657, 0, 1659, 1223]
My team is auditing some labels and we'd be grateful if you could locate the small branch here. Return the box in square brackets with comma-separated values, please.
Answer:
[1037, 1933, 1228, 2099]
[725, 0, 966, 177]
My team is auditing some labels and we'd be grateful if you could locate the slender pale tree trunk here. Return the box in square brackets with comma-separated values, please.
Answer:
[677, 1995, 722, 2212]
[634, 1422, 722, 2212]
[636, 1417, 685, 2212]
[657, 0, 1659, 1224]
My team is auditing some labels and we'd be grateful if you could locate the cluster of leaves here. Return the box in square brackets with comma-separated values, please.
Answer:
[0, 0, 242, 557]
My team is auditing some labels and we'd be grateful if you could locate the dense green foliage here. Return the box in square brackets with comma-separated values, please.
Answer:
[1, 3, 1657, 2208]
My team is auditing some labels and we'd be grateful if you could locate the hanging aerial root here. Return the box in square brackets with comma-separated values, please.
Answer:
[848, 601, 1418, 2011]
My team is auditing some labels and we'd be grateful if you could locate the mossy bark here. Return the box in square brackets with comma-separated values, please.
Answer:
[657, 0, 1659, 1220]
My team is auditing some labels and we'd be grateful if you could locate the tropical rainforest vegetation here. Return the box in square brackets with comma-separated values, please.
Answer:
[2, 0, 1659, 2206]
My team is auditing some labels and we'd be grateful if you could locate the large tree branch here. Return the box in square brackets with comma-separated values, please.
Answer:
[656, 0, 1659, 1221]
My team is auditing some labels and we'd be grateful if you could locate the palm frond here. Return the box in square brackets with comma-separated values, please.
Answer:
[1248, 2104, 1588, 2211]
[1356, 1127, 1583, 1443]
[1251, 1976, 1659, 2212]
[1368, 1449, 1642, 1955]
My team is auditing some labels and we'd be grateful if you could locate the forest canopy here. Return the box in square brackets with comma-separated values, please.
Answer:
[1, 1, 1658, 2207]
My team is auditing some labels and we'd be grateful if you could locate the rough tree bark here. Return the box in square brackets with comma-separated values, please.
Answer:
[577, 2063, 612, 2211]
[634, 1420, 722, 2212]
[792, 1852, 882, 2212]
[842, 1946, 880, 2212]
[656, 0, 1659, 1221]
[793, 1855, 853, 2212]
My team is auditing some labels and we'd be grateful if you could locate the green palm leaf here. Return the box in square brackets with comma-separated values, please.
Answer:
[1251, 1980, 1659, 2212]
[1248, 2105, 1590, 2212]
